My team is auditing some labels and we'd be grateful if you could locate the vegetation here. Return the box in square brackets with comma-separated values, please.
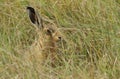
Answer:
[0, 0, 120, 79]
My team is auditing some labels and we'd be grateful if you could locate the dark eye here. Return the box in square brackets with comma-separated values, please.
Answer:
[47, 29, 54, 34]
[47, 29, 52, 34]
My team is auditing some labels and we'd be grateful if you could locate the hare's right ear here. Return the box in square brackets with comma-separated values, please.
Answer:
[26, 6, 43, 29]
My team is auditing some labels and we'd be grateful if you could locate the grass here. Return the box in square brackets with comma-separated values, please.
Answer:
[0, 0, 120, 79]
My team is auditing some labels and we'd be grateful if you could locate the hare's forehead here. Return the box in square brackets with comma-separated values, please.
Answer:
[44, 26, 58, 31]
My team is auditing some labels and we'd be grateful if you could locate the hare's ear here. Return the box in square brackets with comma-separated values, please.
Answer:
[26, 6, 43, 29]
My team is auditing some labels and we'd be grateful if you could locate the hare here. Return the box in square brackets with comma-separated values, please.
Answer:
[26, 7, 62, 65]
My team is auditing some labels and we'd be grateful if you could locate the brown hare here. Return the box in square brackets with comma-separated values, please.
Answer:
[26, 7, 62, 65]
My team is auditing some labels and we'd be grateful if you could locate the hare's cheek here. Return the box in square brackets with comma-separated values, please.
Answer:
[53, 36, 60, 42]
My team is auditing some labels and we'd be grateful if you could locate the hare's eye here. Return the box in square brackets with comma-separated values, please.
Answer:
[47, 29, 54, 34]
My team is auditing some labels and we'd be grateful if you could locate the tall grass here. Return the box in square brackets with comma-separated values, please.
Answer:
[0, 0, 120, 79]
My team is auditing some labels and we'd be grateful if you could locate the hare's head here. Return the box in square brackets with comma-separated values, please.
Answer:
[26, 6, 62, 42]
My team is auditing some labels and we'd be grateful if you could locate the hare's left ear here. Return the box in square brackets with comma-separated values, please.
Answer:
[26, 6, 43, 29]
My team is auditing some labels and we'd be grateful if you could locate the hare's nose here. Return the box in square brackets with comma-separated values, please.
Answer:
[58, 37, 62, 40]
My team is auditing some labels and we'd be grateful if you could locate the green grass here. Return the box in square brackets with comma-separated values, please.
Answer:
[0, 0, 120, 79]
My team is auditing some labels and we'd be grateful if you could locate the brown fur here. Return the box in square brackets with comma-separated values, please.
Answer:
[25, 7, 62, 65]
[30, 25, 61, 64]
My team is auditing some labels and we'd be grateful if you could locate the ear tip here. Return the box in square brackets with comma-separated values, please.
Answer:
[26, 6, 35, 14]
[26, 6, 34, 10]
